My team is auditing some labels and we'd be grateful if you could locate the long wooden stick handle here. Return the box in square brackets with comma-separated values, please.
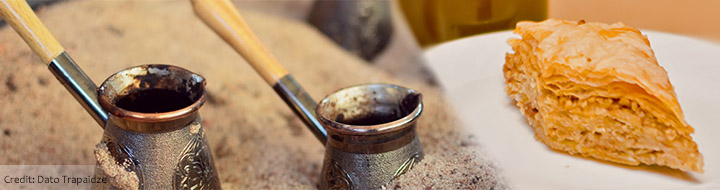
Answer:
[191, 0, 289, 85]
[0, 0, 108, 127]
[0, 0, 64, 63]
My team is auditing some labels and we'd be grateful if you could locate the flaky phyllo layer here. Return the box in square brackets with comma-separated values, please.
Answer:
[504, 19, 703, 172]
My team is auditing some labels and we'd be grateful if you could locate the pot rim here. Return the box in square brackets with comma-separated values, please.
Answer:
[316, 83, 423, 136]
[97, 64, 206, 123]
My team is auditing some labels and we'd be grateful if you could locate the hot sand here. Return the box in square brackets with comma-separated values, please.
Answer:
[0, 0, 508, 189]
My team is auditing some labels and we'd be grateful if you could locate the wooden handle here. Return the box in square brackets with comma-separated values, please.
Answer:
[191, 0, 289, 85]
[0, 0, 64, 63]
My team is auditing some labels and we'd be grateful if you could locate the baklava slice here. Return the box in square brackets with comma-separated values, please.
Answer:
[504, 19, 703, 172]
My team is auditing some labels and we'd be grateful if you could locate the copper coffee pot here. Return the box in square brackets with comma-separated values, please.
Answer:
[191, 0, 425, 188]
[0, 1, 221, 189]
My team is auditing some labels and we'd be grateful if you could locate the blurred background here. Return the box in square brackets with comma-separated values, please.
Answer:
[2, 0, 718, 85]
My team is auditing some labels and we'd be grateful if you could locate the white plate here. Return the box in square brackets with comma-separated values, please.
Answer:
[424, 31, 720, 190]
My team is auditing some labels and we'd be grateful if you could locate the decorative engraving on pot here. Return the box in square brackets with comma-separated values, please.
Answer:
[393, 153, 420, 179]
[324, 157, 353, 190]
[102, 133, 145, 189]
[173, 126, 218, 189]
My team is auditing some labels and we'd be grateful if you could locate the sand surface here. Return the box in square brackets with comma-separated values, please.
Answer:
[0, 0, 507, 189]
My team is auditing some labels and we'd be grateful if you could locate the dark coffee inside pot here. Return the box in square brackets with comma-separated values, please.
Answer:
[116, 89, 194, 113]
[337, 112, 400, 126]
[335, 93, 421, 126]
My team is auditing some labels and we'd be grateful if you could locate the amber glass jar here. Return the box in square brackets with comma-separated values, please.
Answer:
[399, 0, 547, 47]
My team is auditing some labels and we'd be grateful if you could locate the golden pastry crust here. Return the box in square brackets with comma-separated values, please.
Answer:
[504, 19, 703, 172]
